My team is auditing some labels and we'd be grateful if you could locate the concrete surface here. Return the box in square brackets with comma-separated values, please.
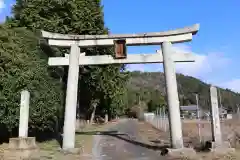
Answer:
[92, 119, 166, 160]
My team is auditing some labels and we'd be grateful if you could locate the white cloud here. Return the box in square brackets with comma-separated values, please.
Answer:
[173, 44, 231, 78]
[127, 44, 231, 78]
[0, 0, 5, 13]
[0, 0, 5, 9]
[218, 79, 240, 93]
[126, 64, 146, 72]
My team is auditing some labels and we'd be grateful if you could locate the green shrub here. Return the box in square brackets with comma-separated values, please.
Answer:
[0, 25, 63, 139]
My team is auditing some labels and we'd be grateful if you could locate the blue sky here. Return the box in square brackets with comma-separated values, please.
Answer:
[1, 0, 240, 92]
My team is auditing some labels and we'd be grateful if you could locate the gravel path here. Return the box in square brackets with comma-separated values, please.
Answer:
[92, 119, 166, 160]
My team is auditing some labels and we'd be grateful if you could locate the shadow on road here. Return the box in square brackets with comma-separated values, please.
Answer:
[75, 130, 170, 151]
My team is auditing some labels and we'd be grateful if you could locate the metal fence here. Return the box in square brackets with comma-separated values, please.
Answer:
[144, 112, 169, 132]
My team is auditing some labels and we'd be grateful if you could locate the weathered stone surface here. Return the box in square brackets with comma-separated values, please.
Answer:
[211, 141, 231, 149]
[19, 90, 30, 138]
[210, 86, 222, 146]
[211, 147, 235, 155]
[49, 53, 197, 66]
[5, 137, 38, 159]
[62, 44, 80, 150]
[162, 41, 183, 149]
[210, 141, 235, 155]
[42, 24, 199, 40]
[9, 137, 37, 150]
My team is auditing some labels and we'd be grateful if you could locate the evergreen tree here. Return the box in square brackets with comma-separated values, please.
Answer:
[7, 0, 129, 119]
[0, 25, 63, 139]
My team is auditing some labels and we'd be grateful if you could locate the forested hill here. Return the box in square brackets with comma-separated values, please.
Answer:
[126, 71, 240, 112]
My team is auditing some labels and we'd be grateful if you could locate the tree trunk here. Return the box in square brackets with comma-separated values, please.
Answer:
[104, 114, 108, 123]
[90, 103, 97, 125]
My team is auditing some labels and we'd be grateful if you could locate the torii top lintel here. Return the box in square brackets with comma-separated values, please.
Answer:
[41, 24, 199, 47]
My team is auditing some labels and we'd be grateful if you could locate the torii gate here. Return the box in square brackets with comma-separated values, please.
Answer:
[41, 24, 200, 150]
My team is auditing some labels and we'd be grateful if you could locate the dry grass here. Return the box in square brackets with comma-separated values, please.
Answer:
[138, 118, 240, 160]
[182, 119, 240, 148]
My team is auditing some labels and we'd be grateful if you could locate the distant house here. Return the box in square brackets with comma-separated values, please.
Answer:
[180, 105, 228, 119]
[204, 107, 228, 118]
[180, 105, 200, 112]
[180, 105, 202, 119]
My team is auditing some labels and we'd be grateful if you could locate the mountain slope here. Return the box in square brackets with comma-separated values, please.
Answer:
[127, 71, 240, 112]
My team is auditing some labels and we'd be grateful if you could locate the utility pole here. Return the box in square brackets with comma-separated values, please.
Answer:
[236, 104, 240, 119]
[138, 93, 140, 105]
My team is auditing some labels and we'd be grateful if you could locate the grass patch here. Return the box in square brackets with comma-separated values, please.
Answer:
[37, 123, 109, 152]
[0, 121, 119, 159]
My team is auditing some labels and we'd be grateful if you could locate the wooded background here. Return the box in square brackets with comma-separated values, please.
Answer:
[0, 0, 239, 142]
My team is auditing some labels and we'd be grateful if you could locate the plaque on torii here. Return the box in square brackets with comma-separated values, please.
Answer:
[41, 24, 200, 150]
[114, 39, 127, 59]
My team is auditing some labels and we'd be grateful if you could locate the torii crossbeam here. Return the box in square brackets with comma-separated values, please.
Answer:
[48, 51, 195, 66]
[42, 24, 199, 47]
[42, 24, 200, 150]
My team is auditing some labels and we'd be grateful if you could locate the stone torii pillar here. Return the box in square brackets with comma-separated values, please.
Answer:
[62, 44, 80, 149]
[41, 24, 200, 150]
[162, 42, 183, 148]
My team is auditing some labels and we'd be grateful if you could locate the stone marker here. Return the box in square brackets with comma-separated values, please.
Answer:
[209, 86, 234, 154]
[193, 86, 234, 156]
[210, 86, 222, 146]
[19, 90, 30, 137]
[6, 90, 38, 159]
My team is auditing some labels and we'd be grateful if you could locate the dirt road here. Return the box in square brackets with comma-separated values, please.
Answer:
[92, 119, 166, 160]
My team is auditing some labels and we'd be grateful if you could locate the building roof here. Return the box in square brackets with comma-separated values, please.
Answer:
[180, 105, 227, 112]
[180, 105, 199, 111]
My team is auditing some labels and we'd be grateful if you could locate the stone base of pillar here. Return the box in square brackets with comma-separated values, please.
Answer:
[210, 141, 231, 148]
[4, 137, 38, 159]
[210, 141, 235, 155]
[9, 137, 37, 149]
[211, 147, 235, 155]
[161, 147, 196, 158]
